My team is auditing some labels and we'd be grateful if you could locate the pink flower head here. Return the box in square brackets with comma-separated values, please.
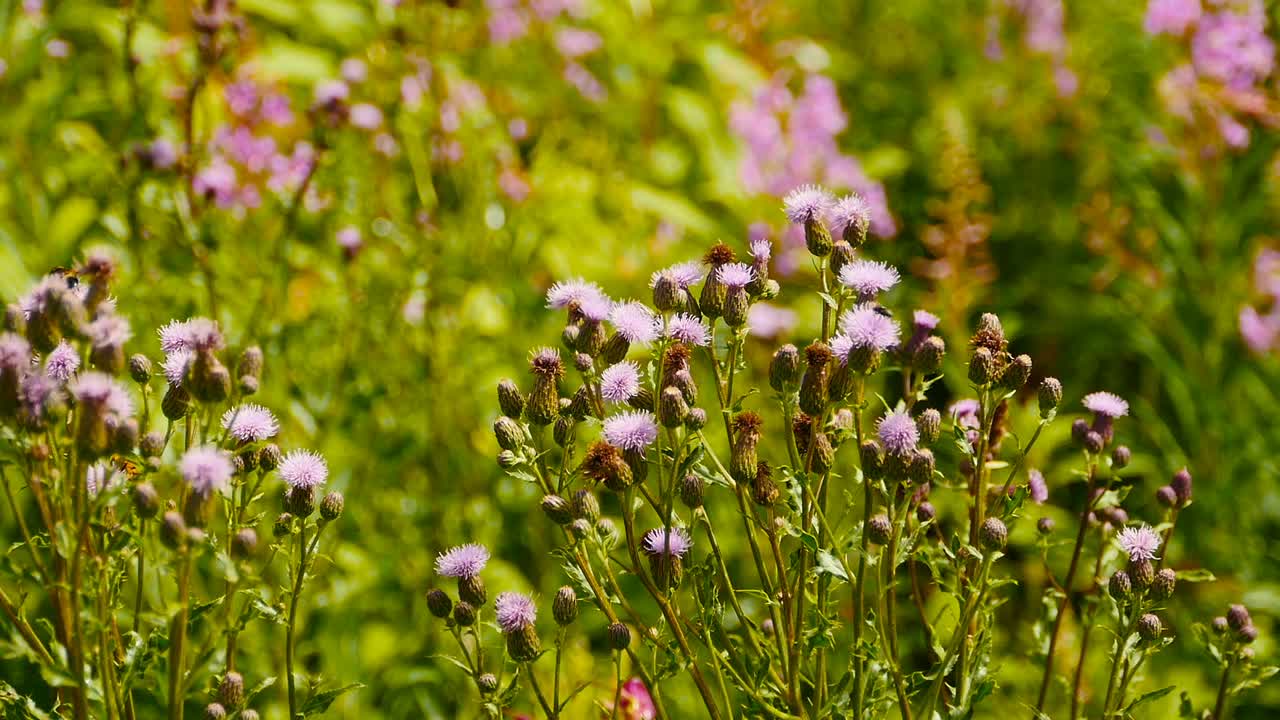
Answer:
[314, 79, 350, 105]
[664, 314, 709, 346]
[837, 259, 900, 299]
[603, 411, 658, 452]
[69, 371, 133, 419]
[349, 103, 384, 130]
[950, 399, 981, 429]
[750, 238, 772, 264]
[614, 678, 656, 720]
[221, 403, 280, 442]
[877, 410, 920, 456]
[1145, 0, 1201, 36]
[86, 313, 132, 350]
[162, 350, 192, 388]
[546, 278, 608, 310]
[828, 194, 871, 239]
[648, 261, 704, 289]
[600, 361, 642, 404]
[641, 527, 692, 557]
[495, 591, 537, 633]
[45, 340, 79, 382]
[340, 58, 368, 84]
[913, 310, 940, 332]
[1116, 525, 1162, 562]
[836, 305, 901, 355]
[747, 304, 797, 339]
[609, 302, 659, 344]
[278, 449, 328, 490]
[336, 226, 362, 253]
[1028, 469, 1049, 504]
[435, 543, 490, 579]
[554, 28, 602, 58]
[783, 184, 835, 225]
[716, 263, 756, 290]
[0, 333, 31, 372]
[1082, 391, 1129, 418]
[181, 445, 234, 497]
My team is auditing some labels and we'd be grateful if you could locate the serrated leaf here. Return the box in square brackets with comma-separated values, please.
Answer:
[814, 550, 849, 582]
[1174, 568, 1216, 583]
[299, 682, 365, 716]
[1124, 685, 1175, 713]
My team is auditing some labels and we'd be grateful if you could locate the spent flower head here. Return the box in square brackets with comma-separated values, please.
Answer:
[435, 543, 490, 579]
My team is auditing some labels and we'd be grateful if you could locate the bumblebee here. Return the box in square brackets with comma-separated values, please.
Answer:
[48, 266, 81, 289]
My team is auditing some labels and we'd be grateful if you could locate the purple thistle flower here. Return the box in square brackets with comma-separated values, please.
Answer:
[69, 372, 133, 419]
[836, 305, 901, 354]
[546, 278, 608, 310]
[642, 527, 692, 557]
[1144, 0, 1202, 36]
[1117, 525, 1162, 562]
[158, 318, 223, 353]
[747, 304, 797, 339]
[913, 310, 940, 332]
[648, 261, 704, 289]
[877, 410, 920, 455]
[45, 340, 79, 382]
[0, 333, 31, 371]
[750, 238, 772, 263]
[435, 543, 490, 579]
[1028, 469, 1049, 504]
[949, 399, 981, 428]
[349, 103, 384, 130]
[19, 276, 70, 320]
[221, 404, 280, 442]
[163, 350, 192, 388]
[609, 302, 659, 344]
[601, 362, 642, 404]
[717, 263, 756, 290]
[181, 445, 234, 497]
[19, 371, 59, 423]
[86, 313, 132, 350]
[495, 591, 538, 633]
[336, 226, 362, 252]
[665, 314, 710, 346]
[278, 449, 328, 490]
[1082, 391, 1129, 418]
[828, 194, 871, 238]
[578, 294, 613, 323]
[783, 184, 835, 225]
[1191, 7, 1274, 91]
[602, 411, 659, 452]
[837, 259, 900, 299]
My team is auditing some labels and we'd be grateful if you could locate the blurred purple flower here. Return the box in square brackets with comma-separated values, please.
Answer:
[1145, 0, 1202, 36]
[747, 304, 797, 339]
[1191, 5, 1274, 91]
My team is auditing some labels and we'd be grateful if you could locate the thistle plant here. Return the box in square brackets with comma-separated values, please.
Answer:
[0, 251, 357, 718]
[426, 185, 1270, 719]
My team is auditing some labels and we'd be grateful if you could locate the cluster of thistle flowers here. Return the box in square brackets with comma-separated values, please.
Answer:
[0, 251, 345, 720]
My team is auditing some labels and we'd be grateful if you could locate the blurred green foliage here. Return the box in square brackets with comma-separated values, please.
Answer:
[1, 0, 1278, 717]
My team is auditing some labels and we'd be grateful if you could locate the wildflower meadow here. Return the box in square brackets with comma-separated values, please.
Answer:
[1, 1, 1279, 718]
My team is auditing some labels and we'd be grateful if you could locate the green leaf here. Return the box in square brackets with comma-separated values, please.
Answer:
[814, 550, 849, 582]
[1124, 685, 1175, 713]
[1174, 568, 1216, 583]
[299, 682, 365, 716]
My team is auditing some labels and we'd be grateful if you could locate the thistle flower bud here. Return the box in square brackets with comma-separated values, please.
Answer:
[914, 409, 942, 445]
[798, 343, 832, 415]
[828, 362, 854, 403]
[1070, 418, 1089, 445]
[284, 485, 316, 518]
[1238, 624, 1259, 644]
[136, 431, 164, 459]
[751, 462, 779, 506]
[908, 449, 936, 484]
[497, 450, 520, 469]
[652, 274, 683, 313]
[320, 491, 344, 521]
[859, 440, 884, 481]
[1212, 616, 1229, 634]
[568, 491, 599, 524]
[723, 288, 749, 327]
[232, 528, 258, 559]
[684, 407, 707, 430]
[494, 416, 524, 451]
[453, 601, 477, 627]
[541, 494, 574, 525]
[1084, 431, 1104, 454]
[552, 586, 578, 626]
[132, 482, 160, 519]
[804, 217, 833, 257]
[527, 349, 563, 426]
[1111, 445, 1131, 469]
[1227, 604, 1251, 632]
[128, 354, 152, 384]
[916, 502, 936, 523]
[1156, 485, 1178, 508]
[829, 240, 855, 276]
[730, 412, 762, 483]
[659, 387, 689, 428]
[190, 352, 232, 404]
[810, 431, 835, 474]
[672, 369, 698, 405]
[608, 622, 632, 651]
[583, 442, 632, 492]
[913, 336, 946, 374]
[867, 514, 892, 545]
[699, 251, 731, 319]
[253, 443, 279, 471]
[568, 518, 592, 542]
[182, 491, 214, 528]
[162, 385, 191, 421]
[595, 518, 620, 548]
[160, 511, 186, 549]
[273, 513, 294, 538]
[478, 673, 499, 694]
[238, 345, 263, 379]
[1129, 558, 1155, 590]
[505, 624, 541, 663]
[427, 589, 453, 619]
[979, 517, 1008, 552]
[218, 672, 244, 709]
[1137, 613, 1162, 642]
[1152, 568, 1176, 600]
[971, 313, 1007, 354]
[1109, 570, 1132, 600]
[1171, 468, 1193, 506]
[560, 324, 580, 352]
[498, 379, 525, 419]
[553, 416, 574, 447]
[459, 576, 487, 607]
[240, 710, 259, 720]
[578, 321, 607, 357]
[1038, 377, 1062, 417]
[1037, 517, 1055, 534]
[204, 703, 227, 720]
[968, 347, 995, 385]
[679, 474, 704, 509]
[1000, 354, 1032, 391]
[599, 333, 630, 366]
[627, 387, 654, 412]
[769, 344, 801, 392]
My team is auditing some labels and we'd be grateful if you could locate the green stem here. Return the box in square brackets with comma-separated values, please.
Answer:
[168, 548, 193, 720]
[1212, 657, 1234, 720]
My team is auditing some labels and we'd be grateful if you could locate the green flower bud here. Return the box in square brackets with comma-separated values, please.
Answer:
[453, 601, 477, 627]
[272, 513, 294, 538]
[769, 344, 801, 392]
[478, 673, 499, 694]
[498, 379, 525, 419]
[1109, 570, 1132, 600]
[494, 416, 524, 450]
[160, 511, 186, 550]
[218, 672, 244, 709]
[968, 347, 996, 385]
[458, 576, 486, 607]
[917, 409, 942, 444]
[1038, 377, 1062, 418]
[320, 491, 344, 521]
[132, 482, 160, 519]
[541, 494, 574, 525]
[979, 517, 1008, 552]
[867, 514, 892, 545]
[427, 589, 453, 619]
[129, 354, 153, 384]
[572, 490, 600, 523]
[553, 586, 578, 626]
[659, 387, 689, 428]
[1151, 568, 1176, 600]
[608, 622, 631, 651]
[1137, 613, 1162, 643]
